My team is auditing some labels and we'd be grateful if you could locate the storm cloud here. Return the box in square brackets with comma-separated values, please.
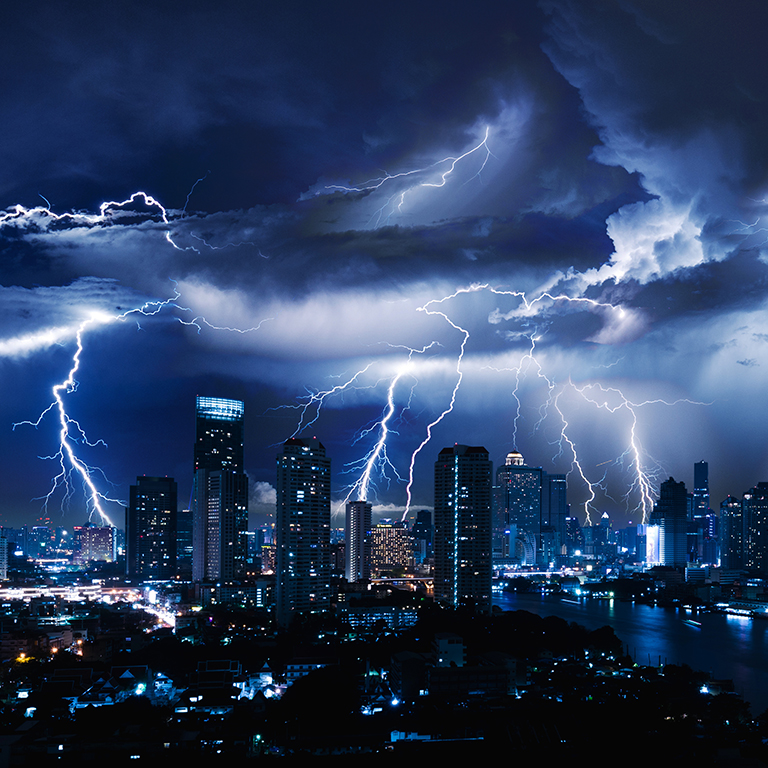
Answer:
[2, 1, 768, 528]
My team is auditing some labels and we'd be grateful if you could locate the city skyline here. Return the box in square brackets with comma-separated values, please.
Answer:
[3, 3, 768, 530]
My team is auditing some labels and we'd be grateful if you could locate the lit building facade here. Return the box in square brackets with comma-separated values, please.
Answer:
[494, 451, 567, 566]
[345, 500, 371, 583]
[411, 509, 433, 565]
[73, 524, 114, 564]
[744, 482, 768, 574]
[434, 444, 492, 611]
[276, 437, 331, 628]
[720, 495, 743, 569]
[693, 460, 710, 516]
[370, 519, 411, 573]
[126, 475, 178, 580]
[192, 397, 248, 582]
[651, 477, 688, 568]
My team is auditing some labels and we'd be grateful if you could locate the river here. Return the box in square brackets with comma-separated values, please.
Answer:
[494, 591, 768, 714]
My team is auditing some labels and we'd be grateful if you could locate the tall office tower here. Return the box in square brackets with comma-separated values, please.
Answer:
[276, 437, 331, 628]
[693, 460, 710, 517]
[744, 482, 768, 574]
[370, 519, 411, 573]
[28, 527, 54, 560]
[126, 476, 178, 579]
[650, 477, 688, 567]
[192, 397, 248, 582]
[495, 451, 542, 565]
[491, 482, 507, 561]
[175, 508, 193, 578]
[541, 472, 568, 564]
[720, 495, 743, 569]
[565, 516, 584, 555]
[434, 445, 492, 611]
[411, 509, 433, 565]
[345, 500, 371, 583]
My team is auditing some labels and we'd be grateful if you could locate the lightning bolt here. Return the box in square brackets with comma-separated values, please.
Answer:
[272, 364, 376, 440]
[0, 189, 233, 253]
[570, 382, 709, 522]
[182, 171, 211, 215]
[401, 287, 477, 518]
[485, 333, 600, 524]
[11, 283, 269, 525]
[341, 342, 440, 505]
[438, 284, 709, 526]
[267, 271, 708, 530]
[342, 373, 406, 504]
[551, 385, 598, 525]
[13, 313, 122, 525]
[320, 126, 493, 227]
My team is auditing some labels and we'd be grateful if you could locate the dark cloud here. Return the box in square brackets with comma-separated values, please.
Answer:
[3, 1, 768, 527]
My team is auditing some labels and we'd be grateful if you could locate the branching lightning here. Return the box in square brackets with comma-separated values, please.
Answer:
[272, 364, 375, 441]
[0, 187, 260, 255]
[1, 191, 186, 249]
[13, 314, 123, 525]
[269, 272, 705, 527]
[484, 333, 600, 524]
[570, 382, 709, 522]
[321, 126, 493, 227]
[401, 288, 475, 518]
[341, 342, 440, 504]
[10, 279, 269, 525]
[3, 142, 713, 535]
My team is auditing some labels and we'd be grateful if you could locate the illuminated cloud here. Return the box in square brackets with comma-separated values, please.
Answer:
[3, 1, 768, 525]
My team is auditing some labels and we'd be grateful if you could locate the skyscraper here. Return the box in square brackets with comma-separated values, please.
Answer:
[192, 397, 248, 582]
[411, 509, 433, 565]
[495, 450, 541, 565]
[434, 444, 492, 611]
[276, 437, 331, 628]
[693, 460, 710, 516]
[127, 476, 177, 579]
[345, 500, 371, 583]
[541, 471, 567, 565]
[744, 482, 768, 574]
[650, 477, 688, 567]
[720, 495, 743, 569]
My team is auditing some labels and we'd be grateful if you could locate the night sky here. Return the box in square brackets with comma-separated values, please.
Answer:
[3, 1, 768, 531]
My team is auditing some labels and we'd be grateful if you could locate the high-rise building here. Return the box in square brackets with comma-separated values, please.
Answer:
[345, 500, 371, 583]
[541, 472, 567, 565]
[411, 509, 433, 565]
[494, 451, 567, 566]
[370, 519, 411, 573]
[720, 495, 743, 569]
[650, 477, 688, 567]
[73, 524, 114, 564]
[744, 482, 768, 574]
[126, 475, 178, 579]
[176, 507, 193, 578]
[276, 437, 331, 628]
[192, 397, 248, 582]
[565, 516, 584, 555]
[693, 461, 710, 516]
[434, 444, 492, 611]
[28, 526, 53, 560]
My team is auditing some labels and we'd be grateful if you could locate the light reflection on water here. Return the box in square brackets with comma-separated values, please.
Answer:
[494, 591, 768, 714]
